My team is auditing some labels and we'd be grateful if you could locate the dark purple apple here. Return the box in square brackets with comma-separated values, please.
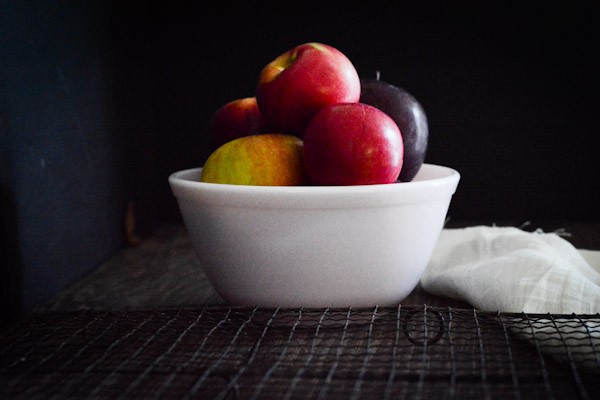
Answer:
[303, 102, 403, 186]
[360, 78, 428, 182]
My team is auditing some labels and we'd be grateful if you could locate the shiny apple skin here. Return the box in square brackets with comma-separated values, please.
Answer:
[208, 97, 271, 151]
[256, 42, 361, 136]
[303, 103, 403, 186]
[360, 79, 428, 182]
[200, 133, 308, 186]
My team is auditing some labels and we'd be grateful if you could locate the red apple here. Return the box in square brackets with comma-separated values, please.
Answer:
[208, 96, 271, 151]
[256, 42, 361, 136]
[303, 103, 403, 185]
[360, 78, 428, 182]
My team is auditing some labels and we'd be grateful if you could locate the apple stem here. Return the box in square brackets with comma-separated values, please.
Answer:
[375, 70, 381, 81]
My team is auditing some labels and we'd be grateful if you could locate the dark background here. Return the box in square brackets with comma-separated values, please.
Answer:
[2, 2, 598, 320]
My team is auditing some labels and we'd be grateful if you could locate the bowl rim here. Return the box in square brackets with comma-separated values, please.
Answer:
[169, 163, 460, 209]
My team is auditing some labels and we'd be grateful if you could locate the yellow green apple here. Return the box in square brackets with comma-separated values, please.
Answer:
[200, 133, 308, 186]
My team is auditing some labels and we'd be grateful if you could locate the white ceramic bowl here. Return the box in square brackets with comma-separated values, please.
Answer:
[169, 163, 460, 307]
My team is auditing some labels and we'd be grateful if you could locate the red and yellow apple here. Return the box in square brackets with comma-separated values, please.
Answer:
[256, 42, 361, 136]
[200, 133, 308, 186]
[303, 103, 404, 186]
[208, 96, 271, 151]
[360, 78, 428, 182]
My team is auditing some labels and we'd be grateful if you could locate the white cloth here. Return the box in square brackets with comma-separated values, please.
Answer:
[421, 225, 600, 314]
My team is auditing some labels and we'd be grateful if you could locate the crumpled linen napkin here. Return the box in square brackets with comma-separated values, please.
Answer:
[421, 225, 600, 314]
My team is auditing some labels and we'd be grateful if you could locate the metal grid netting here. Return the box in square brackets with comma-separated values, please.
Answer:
[0, 305, 598, 399]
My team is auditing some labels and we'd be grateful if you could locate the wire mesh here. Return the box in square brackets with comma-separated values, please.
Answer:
[1, 305, 598, 399]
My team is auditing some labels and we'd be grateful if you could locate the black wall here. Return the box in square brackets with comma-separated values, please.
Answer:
[2, 2, 598, 318]
[1, 1, 158, 318]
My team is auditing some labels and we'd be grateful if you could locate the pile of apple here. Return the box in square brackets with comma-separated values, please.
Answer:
[200, 42, 429, 186]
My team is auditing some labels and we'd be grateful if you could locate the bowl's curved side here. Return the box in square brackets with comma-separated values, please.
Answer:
[177, 198, 453, 307]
